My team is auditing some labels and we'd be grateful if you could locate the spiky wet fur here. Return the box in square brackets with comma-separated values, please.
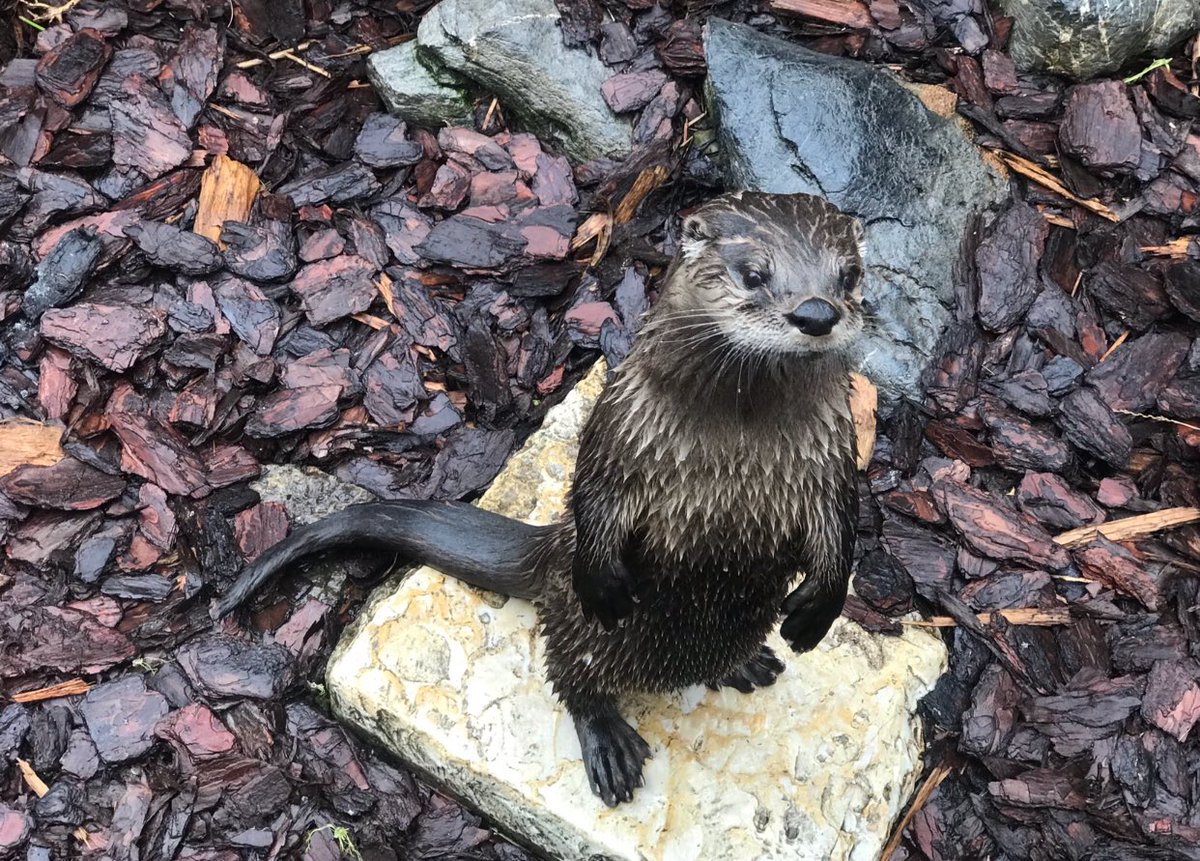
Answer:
[215, 191, 864, 807]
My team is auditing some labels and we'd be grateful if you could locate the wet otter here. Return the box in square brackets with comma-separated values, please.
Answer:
[215, 191, 865, 806]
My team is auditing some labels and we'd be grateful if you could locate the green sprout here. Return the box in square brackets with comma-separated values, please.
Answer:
[305, 824, 363, 861]
[1124, 57, 1172, 84]
[19, 16, 45, 30]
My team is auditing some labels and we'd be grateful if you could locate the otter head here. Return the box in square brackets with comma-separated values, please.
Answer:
[669, 191, 866, 358]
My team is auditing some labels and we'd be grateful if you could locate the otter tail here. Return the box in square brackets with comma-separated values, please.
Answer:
[211, 501, 550, 619]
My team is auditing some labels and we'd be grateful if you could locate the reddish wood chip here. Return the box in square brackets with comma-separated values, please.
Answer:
[934, 479, 1071, 570]
[880, 515, 957, 601]
[1158, 376, 1200, 420]
[157, 705, 236, 767]
[988, 768, 1087, 810]
[38, 347, 76, 421]
[976, 201, 1049, 332]
[288, 255, 377, 326]
[135, 483, 177, 550]
[273, 598, 331, 660]
[1086, 331, 1191, 413]
[981, 49, 1018, 95]
[981, 401, 1070, 472]
[565, 301, 619, 337]
[1141, 659, 1200, 742]
[280, 348, 358, 395]
[437, 127, 513, 169]
[878, 489, 943, 524]
[1, 457, 126, 511]
[245, 384, 342, 437]
[1087, 262, 1175, 331]
[110, 74, 191, 179]
[205, 444, 260, 489]
[177, 633, 296, 700]
[421, 160, 472, 210]
[531, 152, 577, 207]
[125, 220, 223, 275]
[107, 384, 209, 497]
[213, 275, 281, 355]
[363, 348, 425, 426]
[7, 510, 101, 565]
[924, 420, 996, 467]
[601, 70, 669, 113]
[1056, 387, 1133, 466]
[234, 502, 289, 562]
[35, 28, 112, 108]
[415, 215, 526, 270]
[1059, 81, 1141, 173]
[657, 19, 706, 76]
[1016, 472, 1105, 531]
[298, 227, 345, 263]
[1074, 538, 1160, 610]
[1097, 476, 1138, 508]
[41, 303, 167, 372]
[469, 171, 533, 208]
[157, 703, 238, 760]
[79, 676, 170, 763]
[0, 606, 135, 679]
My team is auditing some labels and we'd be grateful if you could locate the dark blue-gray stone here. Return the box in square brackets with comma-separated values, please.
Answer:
[998, 0, 1200, 80]
[704, 19, 1004, 408]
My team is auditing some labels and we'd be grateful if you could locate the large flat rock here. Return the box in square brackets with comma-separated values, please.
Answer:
[327, 363, 947, 860]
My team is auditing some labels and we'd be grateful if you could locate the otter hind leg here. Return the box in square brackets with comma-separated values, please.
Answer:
[573, 700, 651, 807]
[707, 644, 786, 693]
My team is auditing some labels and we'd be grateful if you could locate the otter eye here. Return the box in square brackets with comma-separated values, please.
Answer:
[839, 265, 862, 293]
[743, 269, 768, 290]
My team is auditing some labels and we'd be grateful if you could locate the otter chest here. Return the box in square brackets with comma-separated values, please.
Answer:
[629, 414, 843, 566]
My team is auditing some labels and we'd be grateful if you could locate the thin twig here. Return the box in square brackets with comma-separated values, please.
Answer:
[904, 607, 1070, 628]
[10, 678, 92, 703]
[1055, 507, 1200, 547]
[996, 151, 1120, 222]
[880, 763, 952, 860]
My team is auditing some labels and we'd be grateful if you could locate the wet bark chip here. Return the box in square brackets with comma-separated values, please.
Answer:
[78, 675, 170, 763]
[177, 634, 297, 700]
[35, 29, 112, 108]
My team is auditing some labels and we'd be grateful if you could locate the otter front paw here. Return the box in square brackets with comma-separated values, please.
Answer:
[573, 555, 639, 630]
[780, 578, 847, 653]
[575, 704, 652, 807]
[708, 645, 786, 693]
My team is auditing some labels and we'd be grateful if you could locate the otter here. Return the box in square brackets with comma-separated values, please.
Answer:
[214, 191, 865, 807]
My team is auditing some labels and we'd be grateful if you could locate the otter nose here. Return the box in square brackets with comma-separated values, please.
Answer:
[786, 298, 840, 336]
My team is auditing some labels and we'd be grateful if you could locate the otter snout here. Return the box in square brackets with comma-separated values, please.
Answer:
[785, 298, 841, 336]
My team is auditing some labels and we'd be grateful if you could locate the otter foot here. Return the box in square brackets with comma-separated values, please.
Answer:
[708, 645, 786, 693]
[574, 702, 651, 807]
[780, 577, 848, 653]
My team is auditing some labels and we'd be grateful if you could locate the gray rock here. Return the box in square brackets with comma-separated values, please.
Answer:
[704, 20, 1004, 409]
[998, 0, 1200, 79]
[251, 464, 374, 526]
[417, 0, 630, 161]
[366, 40, 475, 129]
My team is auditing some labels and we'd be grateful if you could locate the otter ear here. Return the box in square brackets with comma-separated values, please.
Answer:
[680, 211, 713, 261]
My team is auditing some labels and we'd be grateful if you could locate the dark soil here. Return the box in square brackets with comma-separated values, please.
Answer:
[0, 0, 1198, 859]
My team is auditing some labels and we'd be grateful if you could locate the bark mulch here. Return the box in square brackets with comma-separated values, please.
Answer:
[1, 1, 1199, 859]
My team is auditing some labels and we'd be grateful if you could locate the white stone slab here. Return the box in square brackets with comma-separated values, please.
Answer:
[328, 364, 947, 860]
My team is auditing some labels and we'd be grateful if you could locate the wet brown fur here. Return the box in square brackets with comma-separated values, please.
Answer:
[215, 191, 865, 805]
